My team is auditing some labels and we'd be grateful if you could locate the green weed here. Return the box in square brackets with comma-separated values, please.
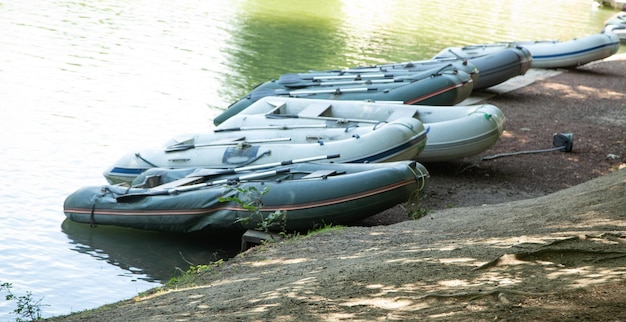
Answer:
[306, 223, 344, 237]
[406, 188, 428, 220]
[166, 259, 224, 288]
[1, 282, 48, 321]
[219, 186, 287, 233]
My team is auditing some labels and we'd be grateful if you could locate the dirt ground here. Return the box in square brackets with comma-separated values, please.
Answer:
[51, 55, 626, 321]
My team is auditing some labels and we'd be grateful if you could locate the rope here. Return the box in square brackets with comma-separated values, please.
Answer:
[344, 123, 359, 132]
[467, 110, 492, 119]
[388, 121, 422, 135]
[447, 49, 463, 60]
[90, 203, 97, 228]
[89, 189, 109, 228]
[407, 163, 428, 191]
[134, 152, 158, 167]
[372, 121, 388, 130]
[432, 63, 453, 76]
[90, 187, 123, 227]
[481, 146, 566, 160]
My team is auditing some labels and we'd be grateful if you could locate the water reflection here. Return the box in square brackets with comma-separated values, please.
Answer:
[219, 0, 622, 109]
[1, 0, 623, 318]
[222, 0, 345, 102]
[61, 219, 241, 282]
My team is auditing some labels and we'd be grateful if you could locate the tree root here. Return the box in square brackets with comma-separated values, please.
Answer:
[413, 289, 550, 303]
[475, 234, 626, 270]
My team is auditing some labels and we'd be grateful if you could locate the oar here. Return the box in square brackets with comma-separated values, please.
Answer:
[311, 73, 395, 80]
[444, 49, 465, 60]
[302, 67, 453, 89]
[373, 57, 461, 69]
[259, 65, 455, 100]
[248, 86, 377, 100]
[280, 62, 457, 86]
[265, 113, 384, 125]
[165, 137, 292, 152]
[188, 154, 340, 178]
[289, 86, 377, 96]
[287, 57, 462, 78]
[279, 72, 394, 83]
[283, 78, 405, 89]
[331, 62, 443, 74]
[280, 72, 418, 87]
[214, 124, 327, 132]
[116, 168, 291, 202]
[137, 154, 340, 189]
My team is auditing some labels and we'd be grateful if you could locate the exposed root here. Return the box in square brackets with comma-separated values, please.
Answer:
[414, 289, 550, 302]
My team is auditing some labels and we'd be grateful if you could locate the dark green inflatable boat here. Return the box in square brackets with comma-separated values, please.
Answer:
[64, 161, 428, 233]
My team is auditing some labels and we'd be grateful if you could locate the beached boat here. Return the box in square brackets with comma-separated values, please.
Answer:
[605, 24, 626, 43]
[605, 11, 626, 26]
[66, 161, 429, 233]
[212, 64, 474, 125]
[433, 32, 620, 69]
[281, 47, 530, 92]
[605, 12, 626, 43]
[456, 47, 531, 90]
[411, 104, 505, 162]
[219, 97, 506, 163]
[279, 60, 480, 88]
[103, 111, 428, 184]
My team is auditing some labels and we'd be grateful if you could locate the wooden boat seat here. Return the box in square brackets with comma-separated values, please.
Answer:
[264, 100, 287, 114]
[298, 102, 332, 117]
[165, 136, 247, 152]
[302, 169, 338, 179]
[151, 176, 204, 190]
[210, 136, 246, 144]
[386, 108, 418, 122]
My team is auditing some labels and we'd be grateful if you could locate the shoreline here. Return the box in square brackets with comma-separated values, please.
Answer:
[50, 54, 626, 321]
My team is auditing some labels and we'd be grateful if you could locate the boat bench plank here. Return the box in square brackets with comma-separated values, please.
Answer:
[265, 100, 287, 114]
[152, 177, 204, 190]
[302, 169, 337, 179]
[298, 102, 332, 117]
[387, 108, 418, 121]
[208, 136, 246, 144]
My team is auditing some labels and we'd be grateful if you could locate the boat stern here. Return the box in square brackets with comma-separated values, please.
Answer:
[103, 151, 154, 184]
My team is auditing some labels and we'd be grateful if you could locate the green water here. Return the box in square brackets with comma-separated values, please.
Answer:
[216, 0, 622, 108]
[0, 0, 622, 318]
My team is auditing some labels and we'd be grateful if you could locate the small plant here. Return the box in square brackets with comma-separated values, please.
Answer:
[219, 186, 287, 233]
[408, 206, 428, 220]
[306, 223, 344, 237]
[166, 259, 224, 288]
[1, 282, 48, 321]
[405, 189, 428, 220]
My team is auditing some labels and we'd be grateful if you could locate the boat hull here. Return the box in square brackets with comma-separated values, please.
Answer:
[219, 97, 506, 163]
[605, 12, 626, 43]
[212, 64, 473, 125]
[514, 33, 620, 68]
[104, 116, 427, 184]
[465, 47, 532, 90]
[280, 60, 480, 89]
[67, 162, 429, 232]
[434, 47, 532, 90]
[605, 25, 626, 43]
[605, 11, 626, 26]
[412, 104, 506, 162]
[433, 32, 620, 69]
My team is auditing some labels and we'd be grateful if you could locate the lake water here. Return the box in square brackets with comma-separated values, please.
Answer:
[0, 0, 623, 318]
